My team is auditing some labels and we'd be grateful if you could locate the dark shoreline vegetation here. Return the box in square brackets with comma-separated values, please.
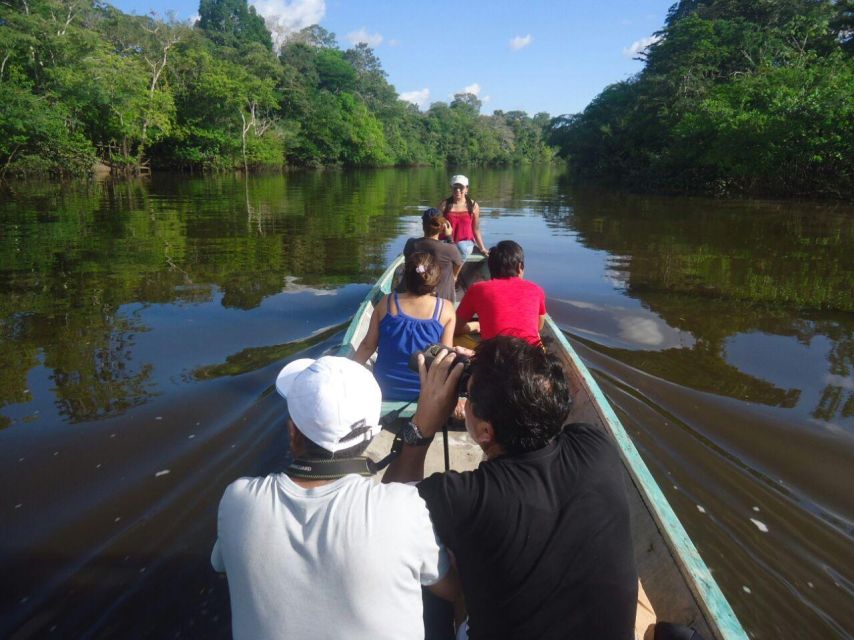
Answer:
[1, 0, 852, 200]
[0, 0, 554, 177]
[551, 0, 854, 200]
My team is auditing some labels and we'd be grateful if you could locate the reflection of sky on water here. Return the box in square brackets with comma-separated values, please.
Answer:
[725, 331, 852, 427]
[132, 284, 369, 385]
[0, 284, 370, 429]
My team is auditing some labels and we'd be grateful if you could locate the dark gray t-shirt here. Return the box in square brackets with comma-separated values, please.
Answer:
[402, 237, 463, 302]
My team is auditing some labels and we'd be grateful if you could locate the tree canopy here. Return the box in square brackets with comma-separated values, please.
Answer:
[549, 0, 854, 198]
[0, 1, 555, 176]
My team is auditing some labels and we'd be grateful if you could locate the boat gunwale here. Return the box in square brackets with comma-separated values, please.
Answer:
[541, 317, 747, 640]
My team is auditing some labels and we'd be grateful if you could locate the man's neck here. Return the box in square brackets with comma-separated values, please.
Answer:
[287, 474, 337, 489]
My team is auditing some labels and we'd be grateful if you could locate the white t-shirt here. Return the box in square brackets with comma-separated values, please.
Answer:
[211, 473, 449, 640]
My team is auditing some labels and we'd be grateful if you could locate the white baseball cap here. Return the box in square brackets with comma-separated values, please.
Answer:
[275, 356, 382, 453]
[450, 175, 469, 188]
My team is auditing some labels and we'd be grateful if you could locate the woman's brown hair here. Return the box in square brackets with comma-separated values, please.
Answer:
[403, 251, 440, 296]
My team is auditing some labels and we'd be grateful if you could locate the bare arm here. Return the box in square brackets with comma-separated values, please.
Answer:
[427, 563, 466, 625]
[440, 300, 456, 347]
[472, 204, 488, 255]
[454, 293, 478, 336]
[538, 314, 546, 332]
[383, 350, 463, 484]
[352, 296, 385, 364]
[455, 320, 479, 336]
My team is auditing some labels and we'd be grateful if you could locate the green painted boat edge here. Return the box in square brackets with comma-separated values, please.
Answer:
[543, 315, 748, 640]
[338, 254, 405, 358]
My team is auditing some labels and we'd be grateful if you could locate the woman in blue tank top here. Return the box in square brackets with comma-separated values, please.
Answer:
[353, 252, 456, 401]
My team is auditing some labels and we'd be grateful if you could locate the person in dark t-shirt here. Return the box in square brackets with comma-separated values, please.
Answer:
[384, 336, 638, 640]
[402, 208, 463, 302]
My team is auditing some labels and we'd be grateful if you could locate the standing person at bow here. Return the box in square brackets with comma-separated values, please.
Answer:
[438, 175, 489, 260]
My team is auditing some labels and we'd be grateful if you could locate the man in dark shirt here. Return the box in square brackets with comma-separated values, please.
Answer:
[403, 208, 463, 302]
[384, 336, 638, 640]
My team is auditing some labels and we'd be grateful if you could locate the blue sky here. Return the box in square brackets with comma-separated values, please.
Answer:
[108, 0, 675, 116]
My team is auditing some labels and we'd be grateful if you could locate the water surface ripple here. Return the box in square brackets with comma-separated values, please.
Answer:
[1, 169, 852, 638]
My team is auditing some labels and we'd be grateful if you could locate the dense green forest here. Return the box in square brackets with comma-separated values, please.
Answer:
[548, 0, 854, 198]
[0, 0, 554, 176]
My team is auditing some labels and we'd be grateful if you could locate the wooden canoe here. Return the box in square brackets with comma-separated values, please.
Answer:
[336, 254, 748, 640]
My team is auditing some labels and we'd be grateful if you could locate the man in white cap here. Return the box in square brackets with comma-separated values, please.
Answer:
[211, 356, 457, 640]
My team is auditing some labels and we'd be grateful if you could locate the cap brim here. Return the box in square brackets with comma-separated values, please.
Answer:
[275, 358, 315, 399]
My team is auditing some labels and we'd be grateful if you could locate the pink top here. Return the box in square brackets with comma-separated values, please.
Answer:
[446, 210, 475, 243]
[456, 277, 546, 346]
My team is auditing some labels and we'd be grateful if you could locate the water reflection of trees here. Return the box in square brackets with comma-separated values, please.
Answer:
[0, 171, 446, 424]
[547, 187, 854, 422]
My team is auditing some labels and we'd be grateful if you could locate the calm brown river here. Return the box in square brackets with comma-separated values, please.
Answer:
[1, 167, 852, 639]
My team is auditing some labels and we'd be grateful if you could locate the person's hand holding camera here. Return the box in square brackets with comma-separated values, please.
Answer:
[411, 347, 467, 438]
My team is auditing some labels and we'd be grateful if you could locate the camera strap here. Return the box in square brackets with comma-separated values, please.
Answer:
[287, 457, 377, 480]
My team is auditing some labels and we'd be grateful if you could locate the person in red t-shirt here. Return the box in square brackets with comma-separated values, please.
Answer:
[455, 240, 546, 346]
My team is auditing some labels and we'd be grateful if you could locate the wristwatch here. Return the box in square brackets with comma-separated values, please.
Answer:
[400, 420, 434, 447]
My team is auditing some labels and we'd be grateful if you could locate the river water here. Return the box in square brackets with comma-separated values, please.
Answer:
[0, 167, 852, 639]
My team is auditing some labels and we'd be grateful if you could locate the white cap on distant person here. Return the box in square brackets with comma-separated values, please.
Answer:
[450, 175, 469, 188]
[276, 356, 381, 453]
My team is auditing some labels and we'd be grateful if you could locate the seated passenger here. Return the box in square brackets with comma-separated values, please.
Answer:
[455, 240, 545, 346]
[403, 208, 463, 303]
[354, 252, 455, 400]
[384, 337, 638, 639]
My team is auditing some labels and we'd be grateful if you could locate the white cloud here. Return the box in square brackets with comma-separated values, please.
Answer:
[345, 28, 383, 47]
[463, 83, 481, 96]
[399, 88, 430, 109]
[509, 34, 532, 51]
[251, 0, 326, 48]
[387, 39, 400, 47]
[188, 13, 200, 25]
[622, 34, 662, 59]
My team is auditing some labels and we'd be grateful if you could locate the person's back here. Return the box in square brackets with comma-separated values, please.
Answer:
[211, 356, 453, 640]
[404, 238, 462, 303]
[455, 240, 545, 346]
[373, 291, 446, 399]
[354, 252, 455, 401]
[213, 474, 444, 640]
[417, 423, 636, 639]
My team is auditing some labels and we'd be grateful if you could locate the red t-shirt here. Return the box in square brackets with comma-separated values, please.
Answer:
[456, 277, 546, 345]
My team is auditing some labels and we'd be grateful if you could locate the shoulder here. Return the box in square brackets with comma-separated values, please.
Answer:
[439, 299, 455, 321]
[374, 293, 390, 317]
[559, 423, 619, 463]
[403, 237, 416, 253]
[418, 468, 480, 509]
[219, 475, 275, 511]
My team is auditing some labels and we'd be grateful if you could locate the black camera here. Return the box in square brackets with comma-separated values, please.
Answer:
[408, 344, 472, 397]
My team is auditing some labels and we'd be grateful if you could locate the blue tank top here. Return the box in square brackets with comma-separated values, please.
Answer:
[373, 293, 445, 401]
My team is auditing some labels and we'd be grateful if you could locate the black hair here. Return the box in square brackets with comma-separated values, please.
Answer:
[442, 194, 475, 215]
[468, 336, 571, 454]
[302, 439, 371, 460]
[487, 240, 525, 278]
[403, 251, 440, 296]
